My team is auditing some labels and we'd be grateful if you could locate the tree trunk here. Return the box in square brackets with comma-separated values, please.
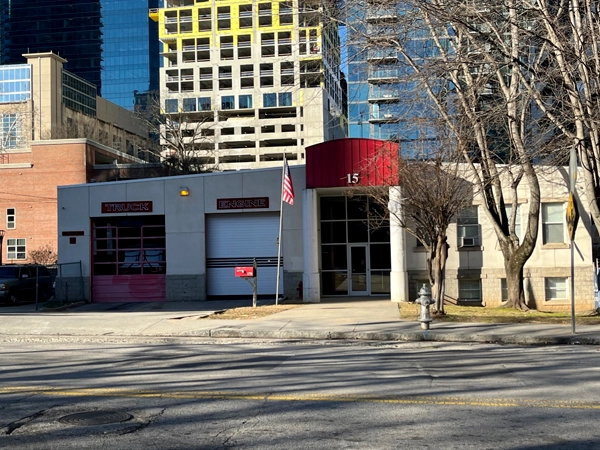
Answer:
[431, 235, 448, 314]
[504, 259, 527, 310]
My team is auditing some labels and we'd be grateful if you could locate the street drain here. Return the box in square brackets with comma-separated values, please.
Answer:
[59, 411, 132, 426]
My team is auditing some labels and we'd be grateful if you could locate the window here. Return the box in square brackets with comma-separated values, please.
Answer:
[415, 234, 430, 247]
[7, 238, 26, 260]
[278, 92, 292, 106]
[542, 203, 564, 244]
[183, 98, 196, 112]
[165, 99, 178, 113]
[221, 96, 235, 110]
[501, 278, 508, 302]
[239, 94, 253, 109]
[545, 277, 567, 300]
[505, 204, 522, 241]
[458, 279, 481, 302]
[457, 206, 480, 247]
[112, 136, 122, 151]
[93, 217, 166, 276]
[198, 97, 211, 111]
[263, 93, 277, 107]
[6, 208, 15, 229]
[0, 114, 22, 149]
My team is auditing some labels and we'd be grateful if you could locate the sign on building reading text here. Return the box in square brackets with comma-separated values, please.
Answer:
[217, 197, 269, 210]
[101, 201, 153, 213]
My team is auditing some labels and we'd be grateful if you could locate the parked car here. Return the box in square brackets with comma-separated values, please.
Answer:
[0, 264, 54, 304]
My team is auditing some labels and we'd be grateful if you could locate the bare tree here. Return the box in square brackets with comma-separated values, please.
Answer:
[362, 136, 473, 314]
[0, 102, 32, 160]
[134, 92, 218, 174]
[339, 0, 566, 309]
[29, 244, 58, 266]
[496, 1, 600, 236]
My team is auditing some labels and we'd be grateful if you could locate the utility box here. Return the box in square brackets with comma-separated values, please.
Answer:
[235, 266, 256, 278]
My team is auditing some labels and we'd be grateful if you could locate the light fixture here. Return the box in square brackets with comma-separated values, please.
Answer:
[179, 186, 190, 197]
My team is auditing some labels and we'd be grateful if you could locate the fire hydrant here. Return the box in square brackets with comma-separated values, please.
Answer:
[415, 285, 434, 330]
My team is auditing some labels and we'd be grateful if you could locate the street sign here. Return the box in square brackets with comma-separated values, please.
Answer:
[566, 192, 579, 242]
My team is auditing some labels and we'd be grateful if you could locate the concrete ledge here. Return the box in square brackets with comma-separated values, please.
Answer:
[185, 328, 600, 346]
[0, 328, 598, 346]
[41, 301, 87, 312]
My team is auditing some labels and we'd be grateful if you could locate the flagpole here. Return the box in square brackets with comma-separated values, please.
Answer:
[275, 156, 286, 305]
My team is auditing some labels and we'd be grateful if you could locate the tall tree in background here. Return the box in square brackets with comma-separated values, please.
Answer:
[506, 0, 600, 233]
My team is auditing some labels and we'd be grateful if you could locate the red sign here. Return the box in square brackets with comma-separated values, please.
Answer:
[101, 201, 153, 213]
[217, 197, 269, 210]
[235, 266, 256, 277]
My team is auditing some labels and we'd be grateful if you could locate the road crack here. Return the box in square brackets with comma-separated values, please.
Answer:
[215, 394, 270, 448]
[1, 408, 51, 435]
[113, 408, 166, 436]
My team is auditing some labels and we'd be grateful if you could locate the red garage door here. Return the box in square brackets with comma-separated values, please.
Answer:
[91, 216, 166, 302]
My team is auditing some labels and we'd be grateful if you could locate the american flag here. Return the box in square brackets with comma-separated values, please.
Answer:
[282, 159, 295, 205]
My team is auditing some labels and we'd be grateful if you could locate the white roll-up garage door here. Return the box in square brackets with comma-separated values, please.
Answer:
[206, 212, 283, 297]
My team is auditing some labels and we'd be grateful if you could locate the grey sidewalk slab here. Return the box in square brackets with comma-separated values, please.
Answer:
[0, 299, 598, 345]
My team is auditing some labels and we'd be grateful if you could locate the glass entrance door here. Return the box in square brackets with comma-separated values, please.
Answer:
[349, 245, 369, 295]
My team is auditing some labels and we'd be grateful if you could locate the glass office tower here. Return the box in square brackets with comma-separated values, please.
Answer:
[6, 0, 103, 90]
[101, 0, 160, 109]
[4, 0, 159, 109]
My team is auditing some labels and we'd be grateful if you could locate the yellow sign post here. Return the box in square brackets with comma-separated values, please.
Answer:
[566, 192, 579, 242]
[567, 147, 578, 334]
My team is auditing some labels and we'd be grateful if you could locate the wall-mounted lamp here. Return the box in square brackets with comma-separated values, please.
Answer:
[179, 186, 190, 197]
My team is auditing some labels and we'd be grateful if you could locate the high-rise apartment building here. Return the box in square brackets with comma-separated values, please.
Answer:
[347, 0, 424, 149]
[152, 0, 346, 170]
[2, 0, 160, 110]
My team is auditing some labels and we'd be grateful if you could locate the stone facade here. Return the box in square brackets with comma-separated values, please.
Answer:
[166, 274, 207, 302]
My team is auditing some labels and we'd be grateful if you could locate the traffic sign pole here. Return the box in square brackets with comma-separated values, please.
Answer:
[568, 147, 578, 334]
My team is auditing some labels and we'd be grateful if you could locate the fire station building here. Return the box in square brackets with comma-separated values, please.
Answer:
[56, 138, 598, 311]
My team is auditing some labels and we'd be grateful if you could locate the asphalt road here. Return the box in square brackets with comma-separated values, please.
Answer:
[1, 338, 600, 449]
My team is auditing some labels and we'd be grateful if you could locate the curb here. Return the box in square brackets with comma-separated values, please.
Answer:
[40, 301, 87, 312]
[200, 328, 600, 346]
[0, 329, 597, 345]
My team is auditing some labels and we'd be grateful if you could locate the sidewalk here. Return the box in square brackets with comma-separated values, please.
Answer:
[0, 299, 598, 345]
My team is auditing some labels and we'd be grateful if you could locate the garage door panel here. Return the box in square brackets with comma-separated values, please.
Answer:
[207, 267, 282, 296]
[93, 275, 166, 302]
[206, 213, 279, 258]
[206, 213, 282, 296]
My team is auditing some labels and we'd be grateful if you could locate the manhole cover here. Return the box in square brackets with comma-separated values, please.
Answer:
[59, 411, 132, 426]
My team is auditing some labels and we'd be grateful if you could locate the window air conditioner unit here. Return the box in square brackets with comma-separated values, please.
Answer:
[461, 237, 477, 247]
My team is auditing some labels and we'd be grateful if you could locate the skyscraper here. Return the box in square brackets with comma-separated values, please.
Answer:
[100, 0, 160, 109]
[346, 0, 403, 141]
[346, 0, 434, 154]
[2, 0, 160, 110]
[152, 0, 346, 171]
[6, 0, 103, 90]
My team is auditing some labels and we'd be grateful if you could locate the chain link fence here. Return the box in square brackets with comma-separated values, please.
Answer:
[55, 261, 86, 304]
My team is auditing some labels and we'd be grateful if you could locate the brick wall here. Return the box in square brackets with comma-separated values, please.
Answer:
[0, 142, 87, 263]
